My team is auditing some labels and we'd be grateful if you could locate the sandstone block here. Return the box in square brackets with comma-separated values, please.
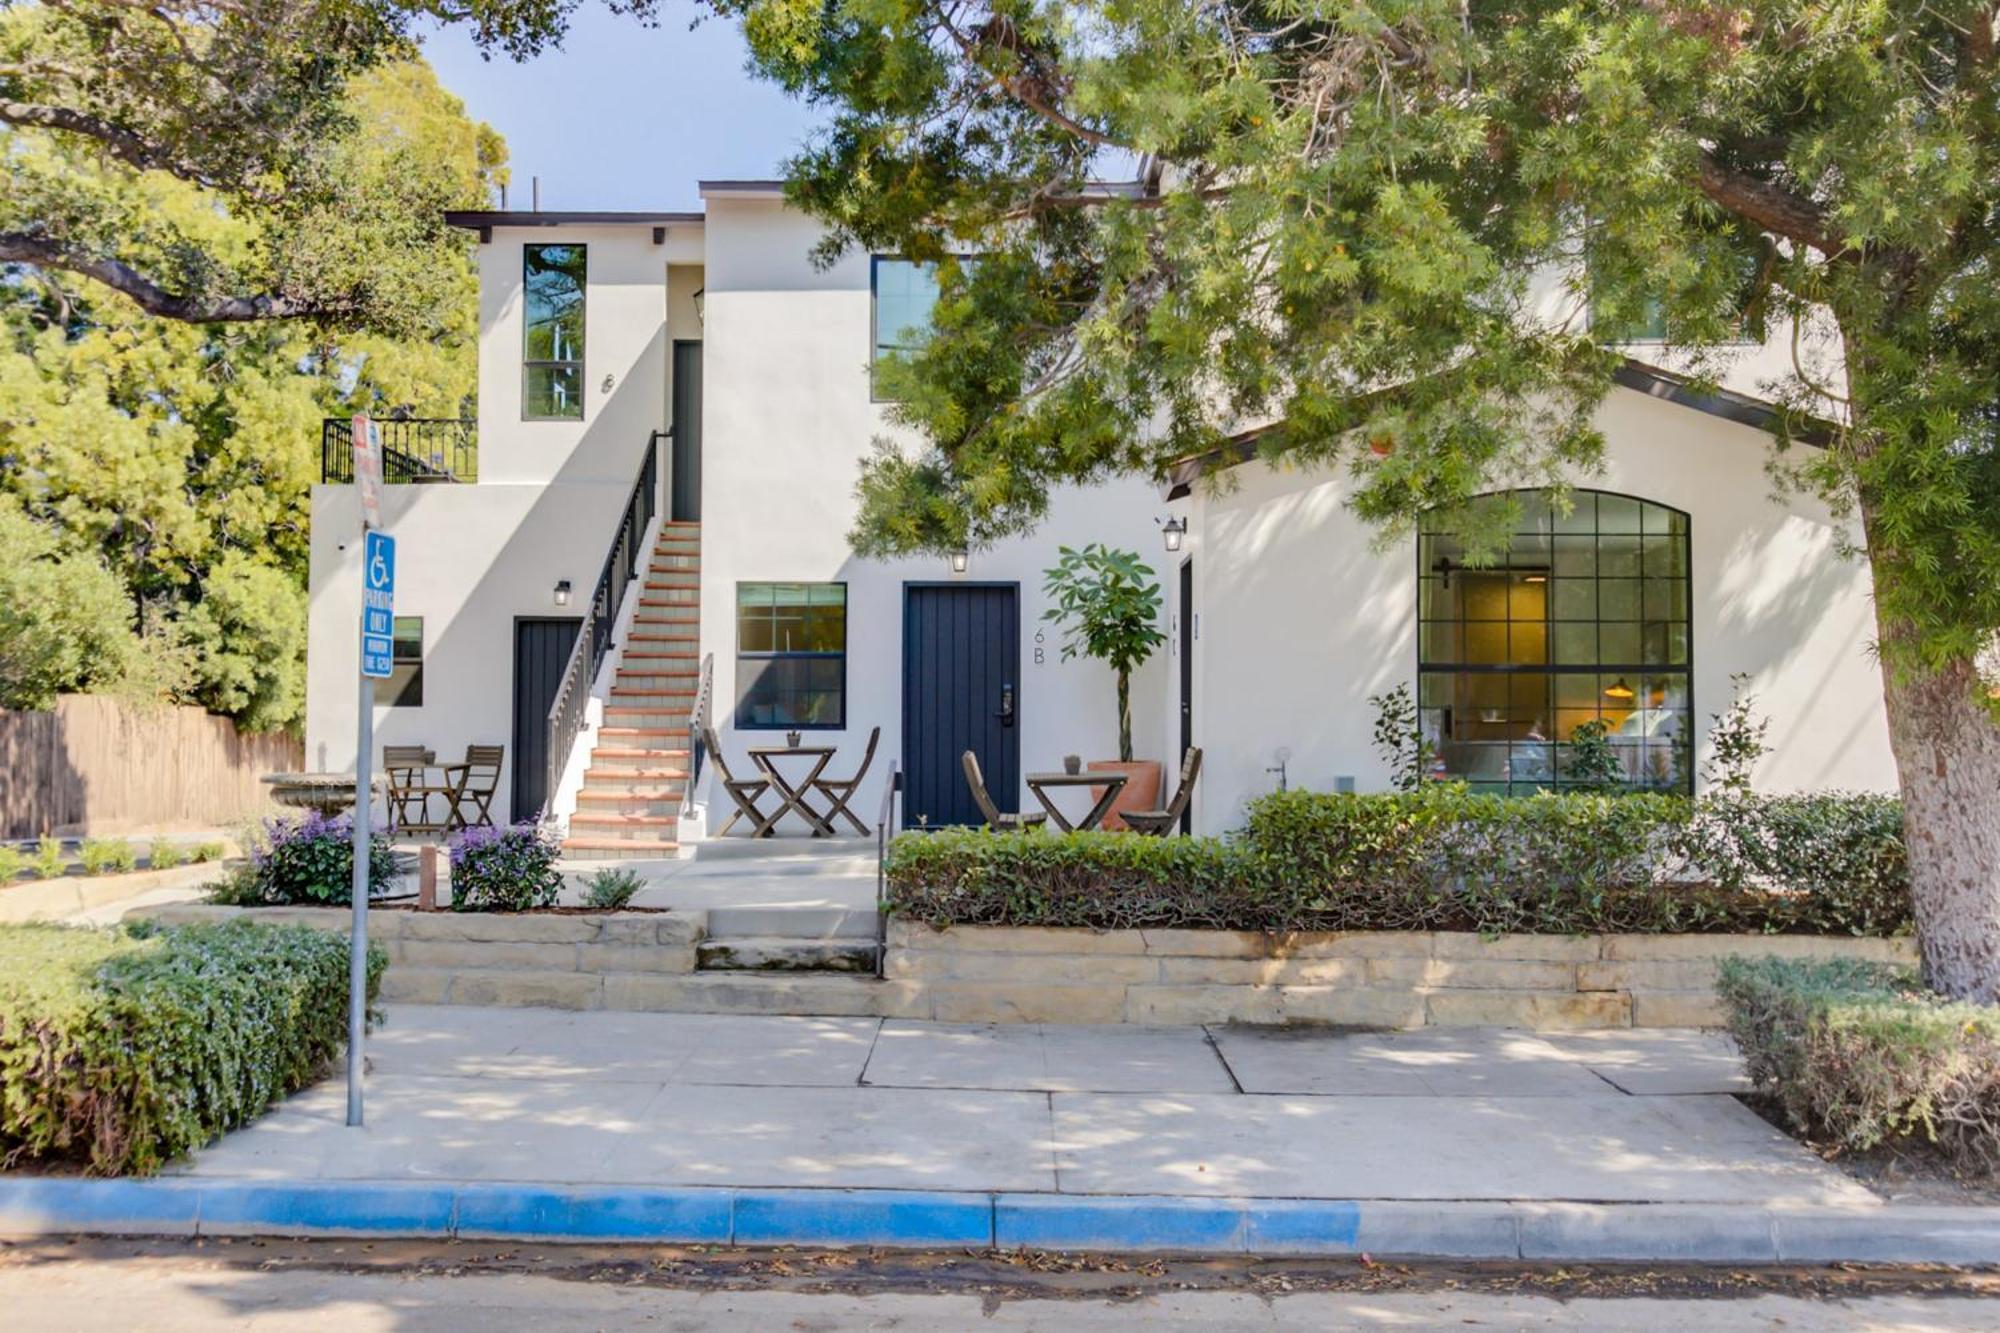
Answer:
[376, 966, 453, 1005]
[1367, 958, 1578, 991]
[1156, 956, 1366, 986]
[401, 912, 600, 943]
[931, 983, 1126, 1025]
[447, 970, 603, 1010]
[1138, 929, 1272, 958]
[1631, 990, 1729, 1028]
[1577, 959, 1719, 992]
[1279, 931, 1433, 959]
[395, 940, 579, 971]
[1124, 984, 1282, 1026]
[1425, 989, 1630, 1030]
[874, 980, 934, 1021]
[1278, 986, 1427, 1028]
[590, 916, 665, 945]
[1603, 934, 1907, 963]
[576, 943, 698, 975]
[906, 951, 1157, 984]
[1431, 933, 1601, 962]
[655, 913, 705, 946]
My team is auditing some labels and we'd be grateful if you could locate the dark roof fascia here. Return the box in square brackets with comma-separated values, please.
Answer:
[1161, 358, 1829, 501]
[445, 210, 704, 240]
[696, 179, 786, 196]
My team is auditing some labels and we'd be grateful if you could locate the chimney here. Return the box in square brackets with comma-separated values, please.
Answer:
[532, 176, 541, 212]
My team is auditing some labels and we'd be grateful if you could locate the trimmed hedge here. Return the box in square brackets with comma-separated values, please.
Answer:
[0, 919, 385, 1176]
[1718, 956, 2000, 1172]
[882, 789, 1911, 936]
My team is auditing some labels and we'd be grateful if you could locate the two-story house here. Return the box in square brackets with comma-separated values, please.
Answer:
[303, 181, 1895, 853]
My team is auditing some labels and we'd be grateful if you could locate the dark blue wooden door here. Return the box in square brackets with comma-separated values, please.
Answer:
[902, 584, 1019, 827]
[512, 617, 581, 822]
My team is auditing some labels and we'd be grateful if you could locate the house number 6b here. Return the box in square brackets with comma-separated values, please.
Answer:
[1033, 627, 1046, 666]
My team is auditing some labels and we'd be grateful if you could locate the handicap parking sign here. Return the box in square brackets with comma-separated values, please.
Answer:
[360, 531, 396, 679]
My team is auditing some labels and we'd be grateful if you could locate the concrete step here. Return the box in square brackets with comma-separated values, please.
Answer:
[705, 905, 882, 940]
[696, 936, 878, 974]
[586, 748, 692, 771]
[582, 765, 689, 785]
[567, 812, 679, 839]
[559, 838, 682, 859]
[612, 674, 697, 693]
[574, 791, 682, 816]
[603, 972, 883, 1016]
[608, 689, 696, 705]
[603, 709, 686, 729]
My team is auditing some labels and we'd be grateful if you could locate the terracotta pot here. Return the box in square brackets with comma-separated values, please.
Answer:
[1086, 759, 1162, 832]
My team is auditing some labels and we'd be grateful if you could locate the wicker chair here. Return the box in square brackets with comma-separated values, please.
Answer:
[1123, 747, 1203, 836]
[962, 750, 1047, 831]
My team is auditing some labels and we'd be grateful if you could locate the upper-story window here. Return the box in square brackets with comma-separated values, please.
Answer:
[871, 257, 941, 400]
[1588, 246, 1766, 346]
[524, 244, 586, 420]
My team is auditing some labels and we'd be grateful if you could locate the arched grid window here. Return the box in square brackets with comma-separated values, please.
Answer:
[1418, 490, 1692, 794]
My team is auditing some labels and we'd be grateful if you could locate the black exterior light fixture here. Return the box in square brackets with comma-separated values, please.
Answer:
[1161, 515, 1187, 553]
[948, 548, 970, 574]
[553, 579, 572, 607]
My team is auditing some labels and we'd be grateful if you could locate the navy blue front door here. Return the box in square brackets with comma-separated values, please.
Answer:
[902, 583, 1020, 827]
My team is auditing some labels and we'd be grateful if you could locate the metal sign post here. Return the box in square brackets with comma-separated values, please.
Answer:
[350, 429, 395, 1127]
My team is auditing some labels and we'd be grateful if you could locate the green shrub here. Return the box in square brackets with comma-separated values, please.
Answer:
[581, 866, 644, 910]
[31, 836, 65, 879]
[148, 838, 186, 870]
[0, 919, 385, 1175]
[1717, 956, 2000, 1172]
[77, 838, 137, 876]
[449, 822, 563, 912]
[883, 789, 1913, 937]
[243, 813, 395, 906]
[190, 841, 227, 864]
[0, 846, 22, 883]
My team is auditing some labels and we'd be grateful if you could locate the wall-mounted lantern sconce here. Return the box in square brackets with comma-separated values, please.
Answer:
[948, 548, 970, 575]
[1160, 516, 1187, 553]
[553, 579, 572, 607]
[692, 288, 705, 327]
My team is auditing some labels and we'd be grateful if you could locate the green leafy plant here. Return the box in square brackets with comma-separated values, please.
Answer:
[190, 841, 227, 864]
[0, 846, 22, 883]
[1704, 674, 1772, 798]
[1041, 544, 1166, 762]
[1563, 720, 1624, 790]
[0, 919, 385, 1175]
[1369, 684, 1438, 792]
[31, 836, 66, 880]
[147, 838, 186, 870]
[77, 838, 137, 876]
[1718, 956, 1999, 1173]
[242, 813, 395, 906]
[449, 822, 564, 912]
[581, 866, 644, 910]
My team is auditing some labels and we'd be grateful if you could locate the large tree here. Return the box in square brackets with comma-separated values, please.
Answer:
[717, 0, 2000, 999]
[0, 0, 616, 330]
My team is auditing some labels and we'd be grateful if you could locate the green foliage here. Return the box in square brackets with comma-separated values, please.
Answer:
[1718, 956, 2000, 1172]
[190, 842, 226, 864]
[31, 837, 65, 880]
[1705, 674, 1772, 798]
[77, 839, 138, 876]
[884, 788, 1912, 937]
[0, 846, 22, 882]
[147, 838, 186, 871]
[0, 59, 502, 731]
[449, 822, 564, 912]
[1369, 684, 1437, 793]
[1563, 720, 1625, 790]
[235, 813, 396, 906]
[0, 920, 384, 1174]
[581, 867, 645, 910]
[1041, 544, 1165, 761]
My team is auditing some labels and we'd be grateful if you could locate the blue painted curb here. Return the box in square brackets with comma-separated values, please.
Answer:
[3, 1179, 1999, 1264]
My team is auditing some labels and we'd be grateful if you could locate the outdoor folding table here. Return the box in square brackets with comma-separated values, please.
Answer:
[1024, 770, 1128, 832]
[747, 744, 838, 837]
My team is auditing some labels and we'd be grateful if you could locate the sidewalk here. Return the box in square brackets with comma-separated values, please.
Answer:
[5, 1007, 1998, 1262]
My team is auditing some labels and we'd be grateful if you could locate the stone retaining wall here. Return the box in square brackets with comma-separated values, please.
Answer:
[882, 923, 1918, 1028]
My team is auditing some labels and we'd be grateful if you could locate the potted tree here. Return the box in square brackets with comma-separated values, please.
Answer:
[1041, 543, 1167, 829]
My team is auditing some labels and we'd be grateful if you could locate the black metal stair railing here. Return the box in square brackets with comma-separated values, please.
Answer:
[320, 418, 477, 483]
[543, 436, 662, 817]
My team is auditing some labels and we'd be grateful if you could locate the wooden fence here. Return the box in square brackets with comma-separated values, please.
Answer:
[0, 696, 301, 839]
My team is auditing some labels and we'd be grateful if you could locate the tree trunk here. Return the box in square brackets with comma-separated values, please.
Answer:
[1871, 647, 2000, 1001]
[1116, 670, 1133, 763]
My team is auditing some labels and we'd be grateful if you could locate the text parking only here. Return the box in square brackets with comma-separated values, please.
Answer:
[360, 530, 396, 677]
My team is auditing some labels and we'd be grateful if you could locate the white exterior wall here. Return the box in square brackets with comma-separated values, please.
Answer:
[699, 196, 1169, 822]
[1178, 385, 1896, 834]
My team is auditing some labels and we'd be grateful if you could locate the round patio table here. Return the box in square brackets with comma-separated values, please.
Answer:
[1024, 770, 1128, 832]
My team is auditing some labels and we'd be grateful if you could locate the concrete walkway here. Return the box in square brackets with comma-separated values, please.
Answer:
[169, 1010, 1856, 1208]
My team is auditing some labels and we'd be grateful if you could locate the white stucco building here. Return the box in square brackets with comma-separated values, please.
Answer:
[303, 181, 1895, 852]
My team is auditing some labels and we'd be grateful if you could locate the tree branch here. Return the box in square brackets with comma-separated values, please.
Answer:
[0, 232, 348, 323]
[1695, 152, 1846, 255]
[0, 98, 255, 195]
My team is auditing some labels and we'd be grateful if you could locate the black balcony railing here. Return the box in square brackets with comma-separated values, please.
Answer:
[320, 418, 477, 484]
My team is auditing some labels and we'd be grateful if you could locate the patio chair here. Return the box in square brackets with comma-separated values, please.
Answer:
[815, 726, 879, 836]
[1124, 747, 1203, 837]
[962, 750, 1047, 831]
[442, 744, 505, 829]
[382, 745, 447, 834]
[703, 726, 772, 836]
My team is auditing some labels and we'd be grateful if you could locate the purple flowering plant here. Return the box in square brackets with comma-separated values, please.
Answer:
[231, 811, 395, 906]
[448, 820, 564, 912]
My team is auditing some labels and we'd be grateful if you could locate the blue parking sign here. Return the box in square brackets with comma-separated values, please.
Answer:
[360, 531, 396, 679]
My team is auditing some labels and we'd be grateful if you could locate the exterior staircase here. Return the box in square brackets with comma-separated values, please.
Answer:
[562, 520, 701, 860]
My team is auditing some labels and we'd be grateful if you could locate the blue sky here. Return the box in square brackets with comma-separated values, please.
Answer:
[421, 6, 821, 211]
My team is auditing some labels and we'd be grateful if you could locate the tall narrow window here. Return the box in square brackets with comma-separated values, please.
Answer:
[524, 244, 586, 419]
[1418, 491, 1691, 794]
[736, 583, 847, 729]
[871, 257, 941, 400]
[374, 616, 424, 707]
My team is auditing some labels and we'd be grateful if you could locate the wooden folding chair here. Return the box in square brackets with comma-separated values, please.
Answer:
[962, 750, 1047, 831]
[703, 726, 772, 836]
[814, 726, 879, 835]
[442, 744, 505, 829]
[382, 745, 446, 834]
[1124, 747, 1203, 836]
